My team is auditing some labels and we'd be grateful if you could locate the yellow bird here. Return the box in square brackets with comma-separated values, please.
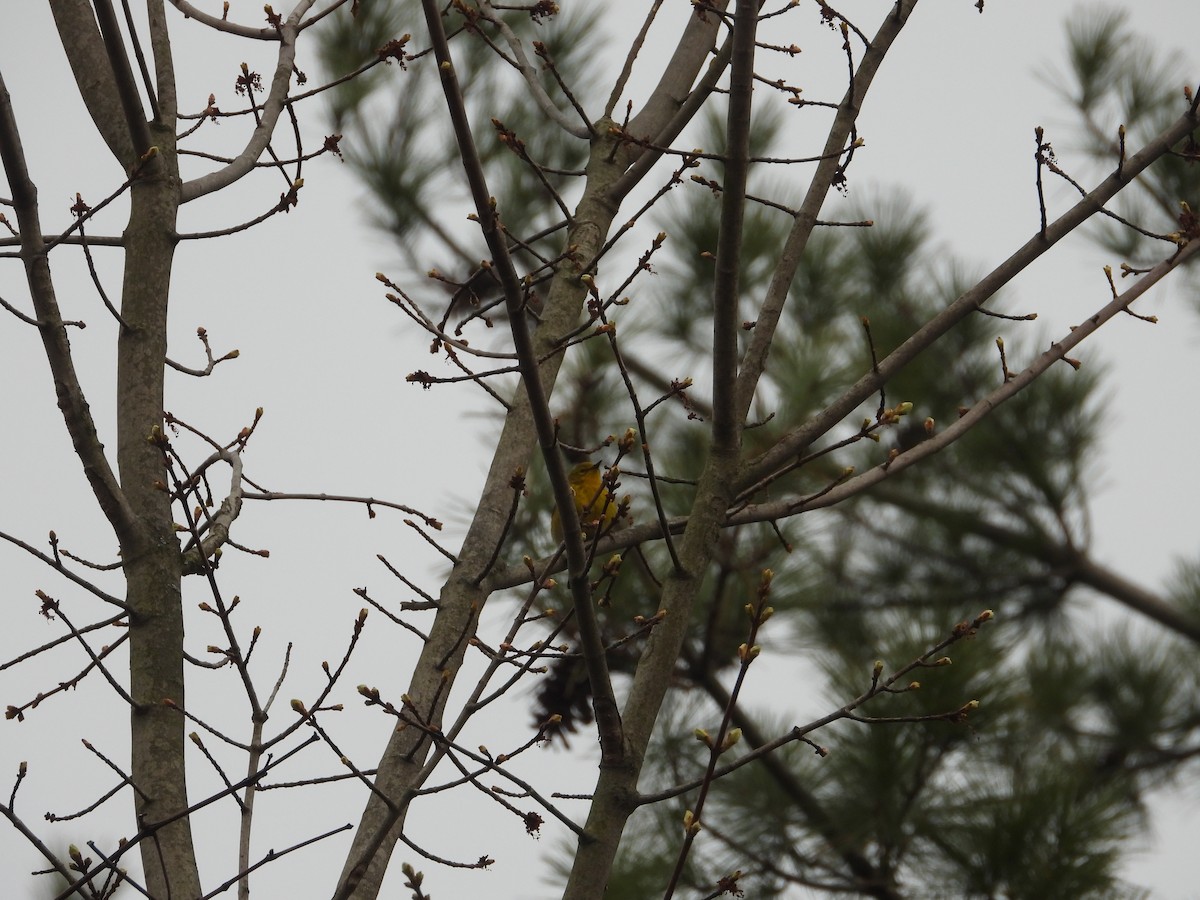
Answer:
[551, 461, 618, 542]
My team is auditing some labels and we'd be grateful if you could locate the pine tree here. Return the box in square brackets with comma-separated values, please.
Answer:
[3, 3, 1192, 898]
[322, 5, 1199, 898]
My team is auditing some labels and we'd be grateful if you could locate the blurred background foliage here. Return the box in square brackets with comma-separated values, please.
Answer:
[1047, 8, 1200, 298]
[319, 4, 1199, 897]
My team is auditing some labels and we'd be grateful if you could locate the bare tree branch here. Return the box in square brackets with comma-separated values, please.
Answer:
[476, 0, 592, 139]
[743, 103, 1200, 488]
[734, 0, 919, 423]
[48, 0, 137, 166]
[180, 2, 315, 201]
[0, 67, 136, 539]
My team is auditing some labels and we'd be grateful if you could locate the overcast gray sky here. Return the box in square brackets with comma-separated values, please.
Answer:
[1, 1, 1197, 897]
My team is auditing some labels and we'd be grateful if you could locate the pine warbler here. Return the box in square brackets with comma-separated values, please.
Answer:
[550, 461, 618, 542]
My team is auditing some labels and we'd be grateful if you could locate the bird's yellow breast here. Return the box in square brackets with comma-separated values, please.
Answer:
[551, 461, 617, 541]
